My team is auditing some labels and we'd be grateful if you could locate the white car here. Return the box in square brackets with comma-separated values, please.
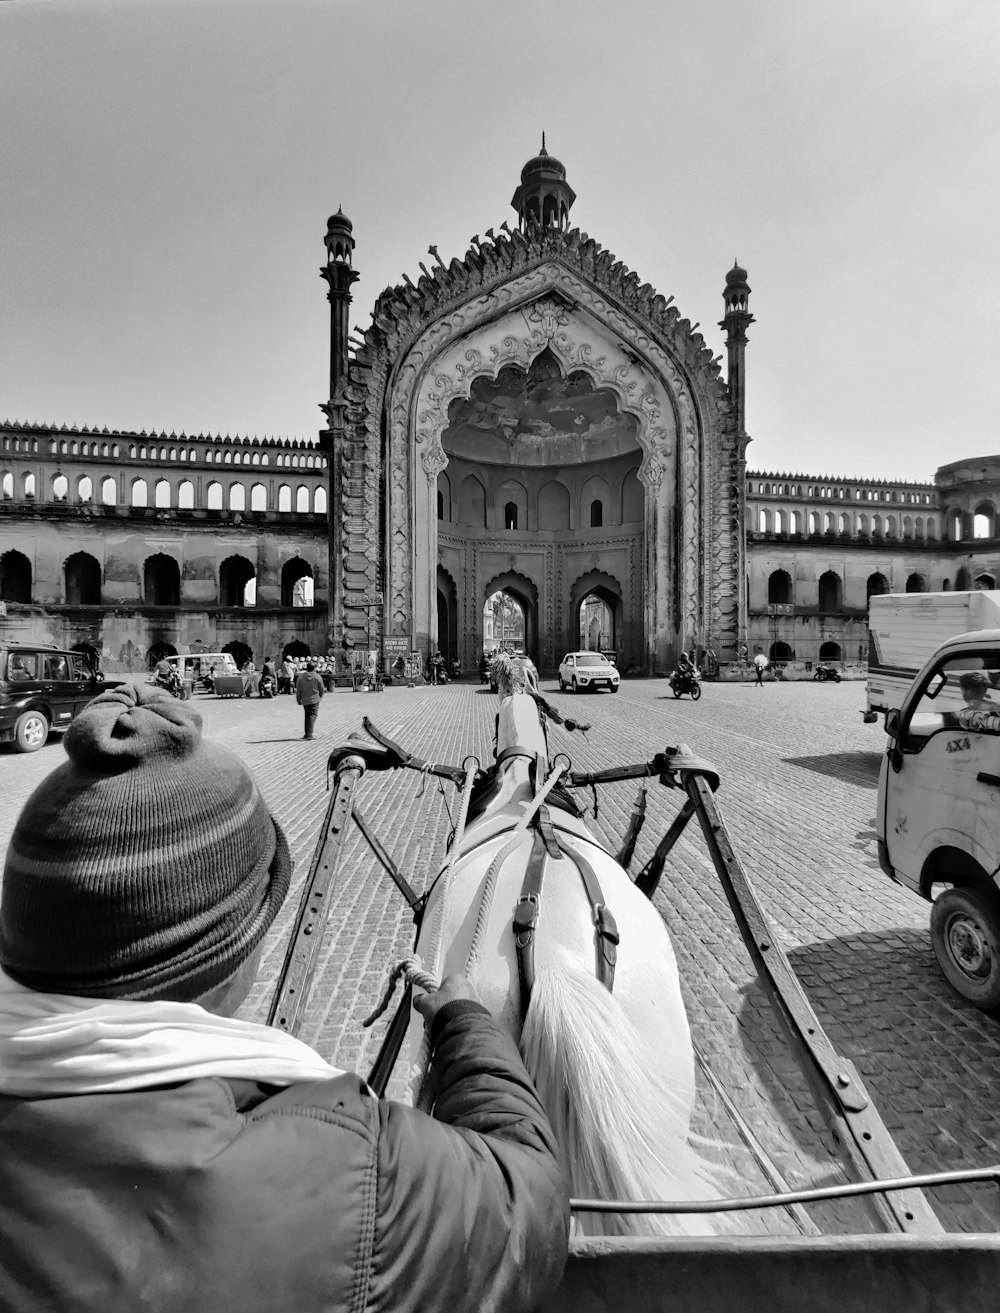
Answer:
[558, 651, 620, 693]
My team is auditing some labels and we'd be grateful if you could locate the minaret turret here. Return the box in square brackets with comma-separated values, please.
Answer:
[319, 207, 360, 666]
[719, 261, 754, 436]
[321, 208, 359, 408]
[511, 135, 576, 232]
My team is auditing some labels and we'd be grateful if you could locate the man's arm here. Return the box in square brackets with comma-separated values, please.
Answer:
[369, 996, 569, 1313]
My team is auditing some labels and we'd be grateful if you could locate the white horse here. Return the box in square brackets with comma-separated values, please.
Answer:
[401, 684, 728, 1237]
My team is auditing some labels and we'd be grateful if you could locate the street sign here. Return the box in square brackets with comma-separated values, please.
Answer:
[359, 592, 383, 607]
[383, 636, 409, 655]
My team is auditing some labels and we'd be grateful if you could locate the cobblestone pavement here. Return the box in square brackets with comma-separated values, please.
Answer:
[2, 677, 998, 1236]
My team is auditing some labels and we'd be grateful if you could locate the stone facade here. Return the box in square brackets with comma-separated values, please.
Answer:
[744, 464, 1000, 666]
[321, 147, 748, 675]
[0, 425, 329, 670]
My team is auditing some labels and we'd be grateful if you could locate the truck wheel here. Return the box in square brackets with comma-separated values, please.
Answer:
[691, 682, 702, 701]
[14, 709, 50, 753]
[931, 887, 1000, 1009]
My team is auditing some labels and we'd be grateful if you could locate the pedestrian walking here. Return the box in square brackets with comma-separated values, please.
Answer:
[753, 652, 768, 686]
[295, 660, 325, 739]
[0, 683, 569, 1313]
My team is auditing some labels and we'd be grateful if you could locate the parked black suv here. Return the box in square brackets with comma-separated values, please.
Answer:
[0, 643, 120, 752]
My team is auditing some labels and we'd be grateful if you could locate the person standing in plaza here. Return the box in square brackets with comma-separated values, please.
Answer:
[753, 651, 768, 686]
[295, 659, 325, 739]
[0, 684, 569, 1313]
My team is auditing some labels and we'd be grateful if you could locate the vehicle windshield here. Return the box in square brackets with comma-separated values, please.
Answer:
[575, 653, 609, 667]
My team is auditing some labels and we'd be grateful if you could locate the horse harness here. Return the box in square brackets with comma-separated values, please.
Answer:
[512, 793, 620, 1021]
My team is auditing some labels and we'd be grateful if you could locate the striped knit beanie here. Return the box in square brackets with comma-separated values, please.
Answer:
[0, 682, 290, 1001]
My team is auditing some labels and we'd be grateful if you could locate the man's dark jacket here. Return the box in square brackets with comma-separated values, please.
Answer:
[0, 1001, 570, 1313]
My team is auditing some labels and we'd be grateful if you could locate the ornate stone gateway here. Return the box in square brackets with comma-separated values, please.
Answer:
[321, 145, 752, 675]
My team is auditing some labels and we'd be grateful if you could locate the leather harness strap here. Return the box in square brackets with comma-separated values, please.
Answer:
[513, 828, 547, 1021]
[512, 811, 620, 1019]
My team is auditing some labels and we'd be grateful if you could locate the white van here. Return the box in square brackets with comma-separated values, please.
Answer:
[866, 590, 1000, 722]
[878, 627, 1000, 1008]
[165, 652, 239, 693]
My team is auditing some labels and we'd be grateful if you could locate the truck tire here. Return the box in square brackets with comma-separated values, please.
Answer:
[930, 886, 1000, 1010]
[14, 709, 50, 753]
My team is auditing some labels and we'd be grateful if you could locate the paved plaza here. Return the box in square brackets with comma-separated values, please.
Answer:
[2, 675, 998, 1235]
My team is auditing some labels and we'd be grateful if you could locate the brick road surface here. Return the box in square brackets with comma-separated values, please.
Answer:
[2, 676, 998, 1236]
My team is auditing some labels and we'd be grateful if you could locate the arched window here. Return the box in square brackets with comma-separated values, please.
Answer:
[437, 489, 444, 521]
[818, 570, 842, 612]
[758, 508, 770, 532]
[773, 509, 784, 533]
[905, 573, 927, 593]
[819, 641, 842, 662]
[154, 479, 170, 509]
[77, 475, 93, 502]
[808, 511, 819, 534]
[590, 499, 603, 528]
[206, 481, 223, 510]
[768, 570, 792, 605]
[52, 473, 68, 500]
[143, 553, 180, 606]
[313, 486, 327, 514]
[295, 485, 309, 513]
[219, 554, 256, 607]
[927, 518, 938, 540]
[976, 573, 996, 591]
[0, 550, 32, 602]
[866, 572, 890, 600]
[504, 501, 518, 531]
[769, 642, 793, 663]
[177, 479, 194, 509]
[101, 476, 117, 506]
[131, 478, 148, 508]
[229, 483, 246, 512]
[64, 552, 101, 605]
[974, 504, 995, 539]
[250, 483, 267, 512]
[281, 557, 314, 607]
[838, 513, 850, 534]
[277, 484, 292, 512]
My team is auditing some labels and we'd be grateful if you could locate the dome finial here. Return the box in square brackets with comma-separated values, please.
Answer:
[541, 130, 546, 153]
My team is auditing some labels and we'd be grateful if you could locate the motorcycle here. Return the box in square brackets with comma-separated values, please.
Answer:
[259, 672, 276, 699]
[479, 657, 491, 685]
[669, 667, 702, 700]
[150, 668, 183, 699]
[813, 664, 841, 683]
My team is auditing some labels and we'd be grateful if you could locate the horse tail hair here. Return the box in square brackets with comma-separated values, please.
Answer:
[520, 964, 729, 1237]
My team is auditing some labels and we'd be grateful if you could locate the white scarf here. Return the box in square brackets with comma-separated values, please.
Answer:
[0, 969, 345, 1097]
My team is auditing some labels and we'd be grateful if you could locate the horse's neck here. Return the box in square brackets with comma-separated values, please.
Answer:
[496, 693, 548, 775]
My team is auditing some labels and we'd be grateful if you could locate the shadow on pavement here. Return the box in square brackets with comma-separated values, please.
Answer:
[782, 751, 882, 788]
[733, 928, 1000, 1232]
[247, 737, 316, 744]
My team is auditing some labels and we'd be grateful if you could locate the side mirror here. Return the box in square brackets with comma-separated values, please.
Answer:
[884, 709, 904, 772]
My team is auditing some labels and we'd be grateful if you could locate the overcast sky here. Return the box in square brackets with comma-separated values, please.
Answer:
[1, 0, 996, 483]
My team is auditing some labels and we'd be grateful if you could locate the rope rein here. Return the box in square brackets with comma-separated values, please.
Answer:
[363, 955, 439, 1028]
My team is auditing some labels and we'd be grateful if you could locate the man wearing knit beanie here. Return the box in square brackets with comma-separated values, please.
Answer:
[0, 684, 569, 1313]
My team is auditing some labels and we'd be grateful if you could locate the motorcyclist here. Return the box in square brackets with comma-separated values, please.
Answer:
[479, 653, 491, 684]
[152, 659, 181, 698]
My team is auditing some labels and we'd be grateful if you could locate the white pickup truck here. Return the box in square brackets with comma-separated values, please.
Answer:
[865, 589, 1000, 722]
[878, 627, 1000, 1008]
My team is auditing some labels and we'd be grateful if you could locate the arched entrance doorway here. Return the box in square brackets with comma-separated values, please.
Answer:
[482, 572, 537, 662]
[437, 565, 457, 659]
[570, 571, 623, 660]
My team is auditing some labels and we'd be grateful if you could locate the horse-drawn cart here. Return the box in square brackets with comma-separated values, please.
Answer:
[266, 669, 1000, 1311]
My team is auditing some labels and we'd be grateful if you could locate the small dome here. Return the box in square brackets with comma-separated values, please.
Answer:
[726, 260, 748, 285]
[327, 206, 353, 232]
[520, 144, 567, 182]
